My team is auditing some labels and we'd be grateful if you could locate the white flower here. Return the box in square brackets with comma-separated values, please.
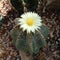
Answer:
[15, 12, 42, 33]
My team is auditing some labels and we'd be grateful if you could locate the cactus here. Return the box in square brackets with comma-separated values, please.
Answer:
[0, 15, 3, 28]
[10, 25, 49, 59]
[10, 0, 49, 60]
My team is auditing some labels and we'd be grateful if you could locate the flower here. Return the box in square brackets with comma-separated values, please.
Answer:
[15, 12, 42, 33]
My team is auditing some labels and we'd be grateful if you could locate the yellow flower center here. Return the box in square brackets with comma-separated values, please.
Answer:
[26, 18, 34, 26]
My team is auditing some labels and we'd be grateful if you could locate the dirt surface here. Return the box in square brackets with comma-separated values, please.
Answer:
[0, 0, 60, 60]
